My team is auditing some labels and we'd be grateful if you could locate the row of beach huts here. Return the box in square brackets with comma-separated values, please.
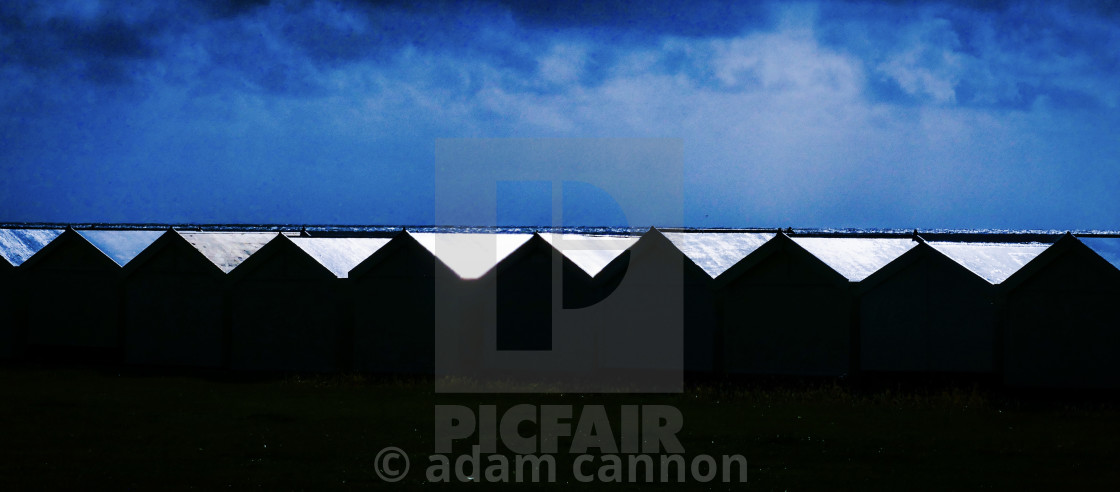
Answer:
[1, 226, 1119, 388]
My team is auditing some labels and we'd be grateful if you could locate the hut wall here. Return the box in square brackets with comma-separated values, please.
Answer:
[720, 247, 850, 376]
[588, 236, 686, 375]
[860, 251, 995, 373]
[0, 267, 14, 359]
[24, 237, 120, 356]
[122, 239, 225, 367]
[351, 243, 439, 374]
[444, 239, 597, 377]
[494, 243, 558, 351]
[682, 270, 717, 374]
[1004, 248, 1120, 388]
[229, 248, 342, 372]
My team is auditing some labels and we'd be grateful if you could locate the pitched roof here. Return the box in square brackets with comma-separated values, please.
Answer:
[0, 228, 63, 266]
[927, 241, 1050, 284]
[179, 232, 275, 274]
[409, 232, 532, 279]
[539, 233, 638, 277]
[289, 237, 392, 278]
[662, 232, 775, 278]
[1078, 237, 1120, 271]
[791, 237, 918, 282]
[77, 230, 164, 267]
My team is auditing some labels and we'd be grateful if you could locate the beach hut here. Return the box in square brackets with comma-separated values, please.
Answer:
[227, 234, 388, 372]
[475, 233, 595, 352]
[348, 231, 457, 374]
[426, 230, 686, 389]
[290, 235, 391, 370]
[658, 231, 774, 373]
[589, 229, 772, 376]
[857, 240, 999, 374]
[999, 234, 1120, 388]
[19, 228, 124, 360]
[715, 234, 881, 376]
[119, 230, 272, 367]
[788, 236, 919, 374]
[0, 228, 63, 359]
[0, 254, 8, 359]
[796, 236, 917, 373]
[412, 232, 533, 381]
[588, 229, 690, 377]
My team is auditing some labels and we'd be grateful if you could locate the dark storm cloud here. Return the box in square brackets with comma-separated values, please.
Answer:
[492, 0, 772, 37]
[0, 0, 768, 95]
[5, 0, 1113, 105]
[0, 4, 159, 84]
[2, 0, 1119, 228]
[196, 0, 275, 19]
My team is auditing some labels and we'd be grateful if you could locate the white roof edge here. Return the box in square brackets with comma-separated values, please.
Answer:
[790, 237, 918, 282]
[539, 233, 639, 277]
[409, 232, 534, 279]
[927, 241, 1051, 284]
[76, 229, 165, 267]
[660, 231, 776, 279]
[289, 237, 393, 278]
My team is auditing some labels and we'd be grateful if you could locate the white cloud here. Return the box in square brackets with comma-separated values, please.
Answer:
[876, 17, 967, 104]
[4, 0, 1120, 227]
[537, 43, 588, 85]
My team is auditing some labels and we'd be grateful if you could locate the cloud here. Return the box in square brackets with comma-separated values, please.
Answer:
[492, 0, 773, 38]
[0, 3, 159, 85]
[4, 1, 1117, 105]
[1, 1, 1119, 228]
[816, 1, 1120, 109]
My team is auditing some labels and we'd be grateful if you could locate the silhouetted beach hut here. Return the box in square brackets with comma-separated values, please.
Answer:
[796, 237, 917, 372]
[0, 249, 8, 359]
[588, 229, 689, 377]
[999, 234, 1120, 388]
[660, 231, 774, 373]
[0, 228, 62, 359]
[119, 230, 272, 367]
[291, 235, 391, 369]
[476, 234, 594, 353]
[857, 240, 999, 374]
[412, 232, 533, 380]
[19, 228, 124, 360]
[715, 234, 894, 376]
[348, 231, 457, 374]
[227, 234, 389, 372]
[589, 229, 772, 376]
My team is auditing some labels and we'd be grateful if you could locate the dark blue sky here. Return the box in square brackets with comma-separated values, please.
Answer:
[1, 0, 1118, 228]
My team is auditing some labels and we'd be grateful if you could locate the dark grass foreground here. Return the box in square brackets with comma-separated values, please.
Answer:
[2, 367, 1119, 490]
